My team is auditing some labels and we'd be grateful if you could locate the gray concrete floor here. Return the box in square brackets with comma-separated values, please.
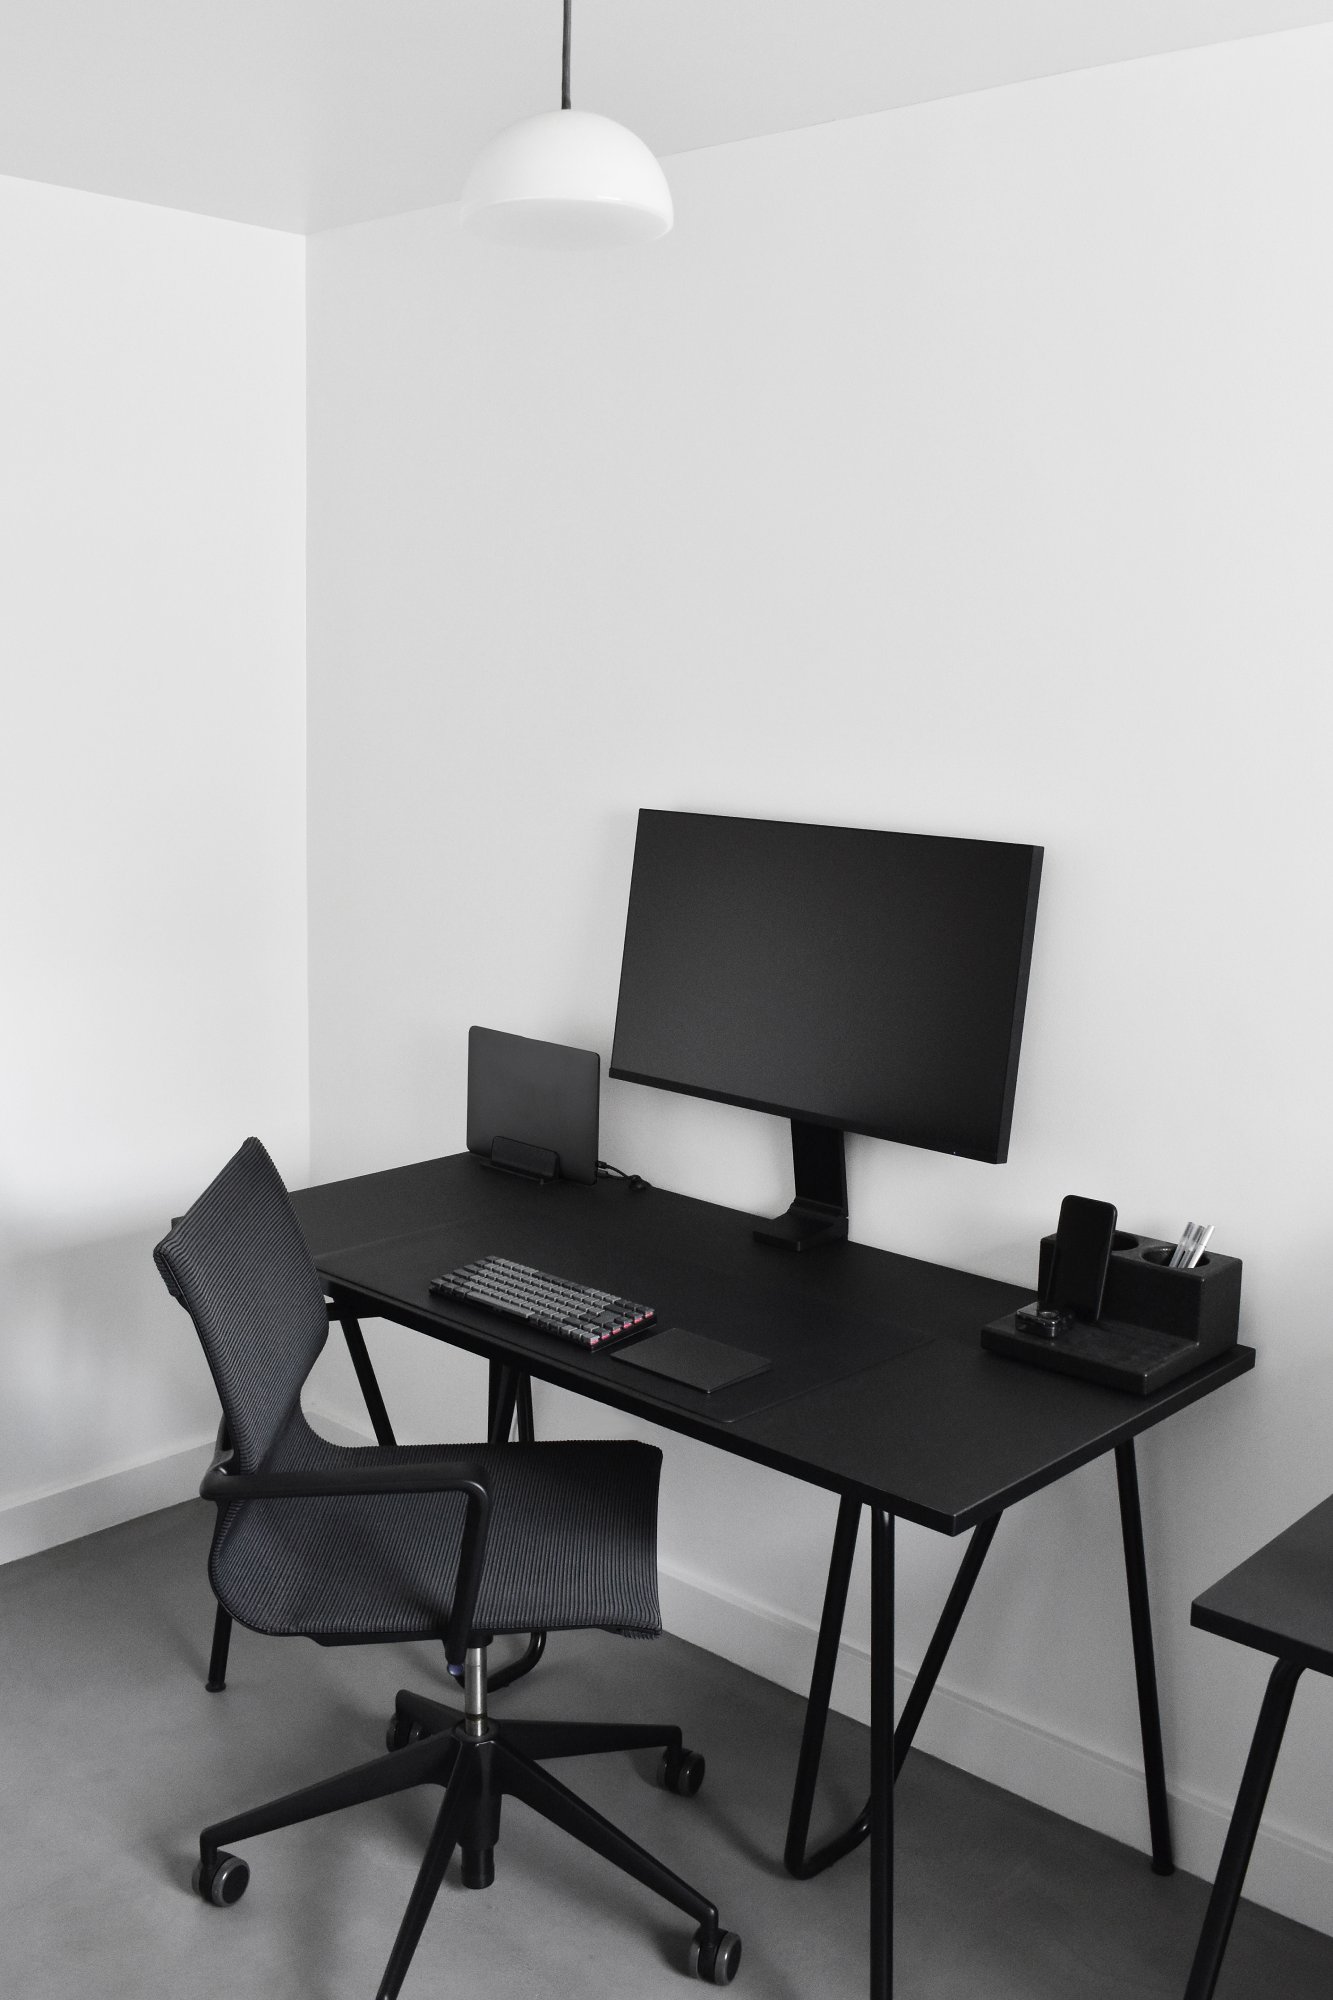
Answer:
[1, 1502, 1329, 1999]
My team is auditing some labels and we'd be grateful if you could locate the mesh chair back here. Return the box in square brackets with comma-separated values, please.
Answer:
[154, 1137, 329, 1472]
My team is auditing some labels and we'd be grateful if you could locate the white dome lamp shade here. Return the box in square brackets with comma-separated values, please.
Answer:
[461, 0, 673, 248]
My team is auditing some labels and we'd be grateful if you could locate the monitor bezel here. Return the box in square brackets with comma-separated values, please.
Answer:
[608, 809, 1043, 1165]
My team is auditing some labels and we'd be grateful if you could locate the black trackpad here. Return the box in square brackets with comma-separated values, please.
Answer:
[614, 1327, 771, 1394]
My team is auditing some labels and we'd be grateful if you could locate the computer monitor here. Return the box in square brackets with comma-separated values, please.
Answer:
[609, 810, 1043, 1248]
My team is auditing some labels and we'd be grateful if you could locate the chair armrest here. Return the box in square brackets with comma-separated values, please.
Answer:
[200, 1450, 493, 1668]
[200, 1456, 491, 1502]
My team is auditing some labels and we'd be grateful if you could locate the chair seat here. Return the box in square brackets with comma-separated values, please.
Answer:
[1192, 1492, 1333, 1676]
[210, 1418, 663, 1644]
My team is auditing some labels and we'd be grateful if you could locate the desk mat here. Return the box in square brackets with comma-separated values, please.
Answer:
[614, 1326, 771, 1394]
[318, 1218, 936, 1426]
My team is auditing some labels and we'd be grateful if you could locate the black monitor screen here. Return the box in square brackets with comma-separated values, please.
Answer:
[609, 811, 1042, 1164]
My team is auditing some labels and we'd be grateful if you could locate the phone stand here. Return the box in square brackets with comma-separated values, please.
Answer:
[982, 1232, 1242, 1394]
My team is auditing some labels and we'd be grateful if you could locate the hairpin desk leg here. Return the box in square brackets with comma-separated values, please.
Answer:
[870, 1506, 895, 2000]
[333, 1310, 550, 1693]
[516, 1373, 535, 1443]
[785, 1503, 1002, 1879]
[487, 1360, 520, 1446]
[785, 1497, 860, 1875]
[332, 1301, 398, 1448]
[485, 1364, 547, 1693]
[1115, 1440, 1174, 1873]
[1183, 1657, 1304, 2000]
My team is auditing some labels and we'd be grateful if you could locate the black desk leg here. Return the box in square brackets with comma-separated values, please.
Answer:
[786, 1503, 1002, 1878]
[1115, 1440, 1174, 1874]
[870, 1506, 895, 2000]
[484, 1363, 547, 1694]
[487, 1360, 521, 1446]
[338, 1303, 545, 1704]
[892, 1512, 1000, 1773]
[1182, 1658, 1304, 2000]
[785, 1496, 862, 1874]
[334, 1305, 398, 1448]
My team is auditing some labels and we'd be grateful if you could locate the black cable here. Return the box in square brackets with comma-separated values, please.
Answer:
[597, 1159, 651, 1192]
[561, 0, 572, 109]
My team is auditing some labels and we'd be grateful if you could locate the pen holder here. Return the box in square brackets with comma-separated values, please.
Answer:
[983, 1231, 1243, 1394]
[1036, 1232, 1243, 1348]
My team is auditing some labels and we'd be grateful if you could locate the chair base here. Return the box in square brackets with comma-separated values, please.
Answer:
[195, 1687, 741, 1997]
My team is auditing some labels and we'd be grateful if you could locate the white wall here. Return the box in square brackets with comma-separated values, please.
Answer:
[0, 175, 308, 1559]
[306, 29, 1333, 1930]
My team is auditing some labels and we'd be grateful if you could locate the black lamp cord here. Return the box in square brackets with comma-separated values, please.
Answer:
[597, 1159, 651, 1193]
[562, 0, 572, 109]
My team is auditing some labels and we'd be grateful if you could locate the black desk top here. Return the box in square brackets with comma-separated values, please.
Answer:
[1192, 1493, 1333, 1678]
[293, 1154, 1254, 1536]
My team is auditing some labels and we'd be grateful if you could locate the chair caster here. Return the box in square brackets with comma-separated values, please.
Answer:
[193, 1850, 250, 1906]
[660, 1746, 706, 1796]
[689, 1927, 741, 1984]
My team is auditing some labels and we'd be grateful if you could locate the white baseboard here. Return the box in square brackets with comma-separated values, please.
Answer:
[0, 1407, 369, 1569]
[0, 1435, 217, 1567]
[658, 1559, 1333, 1942]
[6, 1433, 1328, 1942]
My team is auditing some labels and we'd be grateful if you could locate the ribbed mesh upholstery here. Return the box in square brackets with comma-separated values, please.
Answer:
[210, 1424, 662, 1641]
[154, 1137, 329, 1473]
[155, 1138, 663, 1645]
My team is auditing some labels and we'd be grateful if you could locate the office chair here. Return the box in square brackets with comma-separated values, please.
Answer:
[1181, 1494, 1333, 1999]
[155, 1138, 741, 1995]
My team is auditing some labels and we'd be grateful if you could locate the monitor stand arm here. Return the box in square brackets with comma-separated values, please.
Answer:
[754, 1122, 849, 1252]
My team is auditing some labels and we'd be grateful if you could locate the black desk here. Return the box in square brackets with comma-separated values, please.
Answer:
[291, 1154, 1254, 2000]
[1183, 1496, 1333, 2000]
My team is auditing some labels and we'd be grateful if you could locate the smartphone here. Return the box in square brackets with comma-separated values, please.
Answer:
[1042, 1196, 1118, 1323]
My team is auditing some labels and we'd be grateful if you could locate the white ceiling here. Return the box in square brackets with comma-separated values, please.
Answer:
[1, 0, 1328, 234]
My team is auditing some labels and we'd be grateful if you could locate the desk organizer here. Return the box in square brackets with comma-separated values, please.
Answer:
[981, 1232, 1242, 1394]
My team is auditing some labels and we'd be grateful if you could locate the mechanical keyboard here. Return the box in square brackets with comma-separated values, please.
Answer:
[429, 1255, 655, 1349]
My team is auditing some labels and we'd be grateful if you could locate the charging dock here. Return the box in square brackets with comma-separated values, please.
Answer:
[982, 1233, 1242, 1394]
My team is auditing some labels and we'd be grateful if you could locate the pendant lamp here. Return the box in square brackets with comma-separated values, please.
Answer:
[461, 0, 673, 247]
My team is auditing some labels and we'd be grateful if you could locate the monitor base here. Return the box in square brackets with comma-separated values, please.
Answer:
[754, 1202, 849, 1252]
[754, 1121, 849, 1252]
